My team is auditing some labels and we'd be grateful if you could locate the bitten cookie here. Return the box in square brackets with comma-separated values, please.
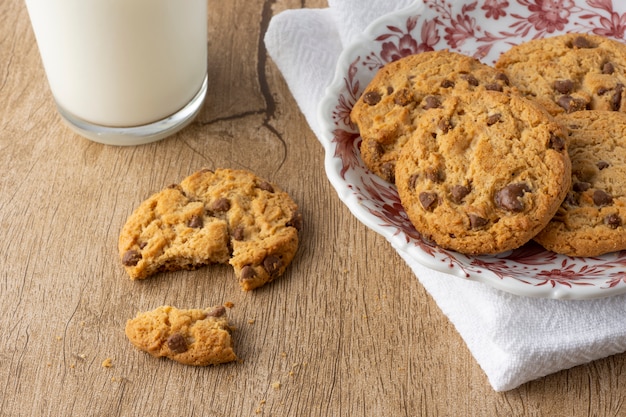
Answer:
[395, 91, 571, 255]
[119, 168, 302, 291]
[125, 305, 237, 366]
[351, 50, 513, 182]
[495, 33, 626, 115]
[534, 111, 626, 256]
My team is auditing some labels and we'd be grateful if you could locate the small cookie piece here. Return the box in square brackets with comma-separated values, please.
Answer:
[119, 168, 302, 290]
[125, 305, 237, 366]
[534, 111, 626, 256]
[495, 33, 626, 115]
[395, 91, 571, 255]
[351, 50, 513, 182]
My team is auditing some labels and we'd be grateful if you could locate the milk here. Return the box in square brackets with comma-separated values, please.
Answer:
[25, 0, 207, 128]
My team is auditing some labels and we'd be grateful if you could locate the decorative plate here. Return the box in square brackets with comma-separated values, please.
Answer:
[317, 0, 626, 299]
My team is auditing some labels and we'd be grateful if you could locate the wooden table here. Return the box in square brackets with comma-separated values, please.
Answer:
[2, 0, 625, 415]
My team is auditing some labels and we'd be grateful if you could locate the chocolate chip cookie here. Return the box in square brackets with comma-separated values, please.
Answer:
[534, 111, 626, 256]
[351, 50, 513, 182]
[495, 33, 626, 116]
[125, 305, 237, 366]
[119, 168, 302, 291]
[395, 91, 571, 255]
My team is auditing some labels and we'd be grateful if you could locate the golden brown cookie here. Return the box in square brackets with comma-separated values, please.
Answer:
[351, 50, 513, 182]
[119, 168, 302, 291]
[125, 305, 237, 366]
[534, 111, 626, 256]
[495, 33, 626, 115]
[395, 91, 571, 255]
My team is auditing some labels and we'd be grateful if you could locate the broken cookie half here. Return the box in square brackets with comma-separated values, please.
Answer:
[125, 305, 237, 366]
[118, 168, 302, 291]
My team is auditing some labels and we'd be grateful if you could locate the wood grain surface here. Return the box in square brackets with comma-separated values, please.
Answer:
[1, 0, 625, 415]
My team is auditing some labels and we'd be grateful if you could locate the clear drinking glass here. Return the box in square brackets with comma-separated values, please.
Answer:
[25, 0, 208, 146]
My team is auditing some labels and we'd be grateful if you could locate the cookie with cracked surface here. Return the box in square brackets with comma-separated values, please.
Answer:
[534, 111, 626, 256]
[119, 168, 302, 291]
[125, 305, 237, 366]
[351, 50, 513, 183]
[495, 33, 626, 116]
[395, 91, 571, 255]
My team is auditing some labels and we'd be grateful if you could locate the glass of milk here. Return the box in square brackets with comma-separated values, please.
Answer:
[24, 0, 208, 146]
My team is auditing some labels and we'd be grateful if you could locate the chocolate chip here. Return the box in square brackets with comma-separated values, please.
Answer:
[486, 113, 502, 126]
[167, 333, 188, 354]
[441, 79, 455, 88]
[367, 141, 384, 159]
[122, 250, 142, 267]
[495, 72, 510, 85]
[286, 211, 303, 231]
[450, 185, 471, 204]
[572, 36, 594, 48]
[187, 214, 204, 228]
[605, 213, 622, 229]
[593, 189, 613, 206]
[598, 87, 610, 96]
[240, 265, 256, 280]
[363, 91, 381, 105]
[257, 181, 274, 193]
[548, 134, 566, 151]
[232, 225, 245, 241]
[557, 95, 588, 113]
[554, 80, 574, 94]
[461, 74, 479, 86]
[387, 86, 394, 95]
[495, 183, 530, 212]
[206, 306, 226, 318]
[612, 83, 623, 111]
[263, 255, 283, 277]
[380, 162, 395, 183]
[573, 182, 591, 192]
[603, 62, 615, 74]
[469, 214, 489, 229]
[139, 241, 148, 249]
[485, 83, 503, 92]
[438, 118, 452, 133]
[394, 88, 412, 106]
[597, 161, 610, 170]
[425, 167, 444, 183]
[423, 96, 441, 109]
[419, 192, 438, 211]
[210, 197, 230, 212]
[408, 174, 419, 190]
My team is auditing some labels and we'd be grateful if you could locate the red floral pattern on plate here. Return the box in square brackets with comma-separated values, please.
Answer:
[319, 0, 626, 299]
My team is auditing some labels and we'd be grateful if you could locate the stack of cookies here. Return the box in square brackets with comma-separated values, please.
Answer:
[351, 33, 626, 257]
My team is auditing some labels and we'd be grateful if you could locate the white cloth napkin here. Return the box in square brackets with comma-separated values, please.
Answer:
[265, 0, 626, 391]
